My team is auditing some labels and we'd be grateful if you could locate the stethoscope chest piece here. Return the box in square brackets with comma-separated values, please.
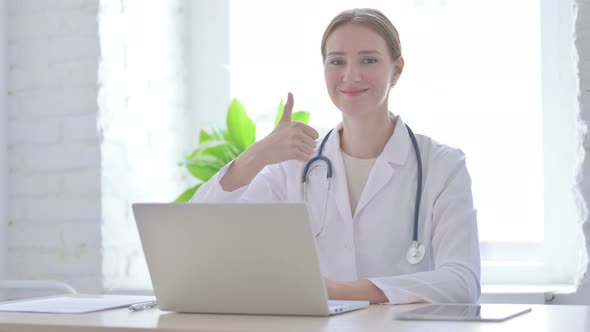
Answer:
[406, 241, 425, 265]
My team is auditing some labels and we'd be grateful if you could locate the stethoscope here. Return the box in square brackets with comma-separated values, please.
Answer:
[302, 124, 425, 265]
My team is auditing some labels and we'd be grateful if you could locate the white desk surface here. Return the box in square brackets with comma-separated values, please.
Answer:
[0, 298, 588, 332]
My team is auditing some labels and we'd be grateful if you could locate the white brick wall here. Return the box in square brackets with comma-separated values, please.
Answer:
[6, 0, 102, 293]
[5, 0, 193, 294]
[98, 0, 195, 290]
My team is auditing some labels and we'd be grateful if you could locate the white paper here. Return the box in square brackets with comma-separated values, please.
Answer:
[0, 294, 156, 314]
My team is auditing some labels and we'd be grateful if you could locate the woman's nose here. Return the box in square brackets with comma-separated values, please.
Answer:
[342, 64, 361, 82]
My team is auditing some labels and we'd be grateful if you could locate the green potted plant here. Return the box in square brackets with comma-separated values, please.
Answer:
[175, 98, 310, 202]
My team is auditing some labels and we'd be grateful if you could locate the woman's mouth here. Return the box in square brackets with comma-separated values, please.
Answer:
[339, 88, 368, 97]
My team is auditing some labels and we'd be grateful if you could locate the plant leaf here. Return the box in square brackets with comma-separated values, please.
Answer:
[186, 140, 240, 165]
[201, 141, 239, 165]
[219, 128, 232, 142]
[220, 129, 242, 156]
[187, 152, 226, 169]
[186, 162, 220, 182]
[199, 128, 226, 144]
[198, 129, 209, 144]
[226, 98, 256, 150]
[274, 99, 311, 127]
[198, 129, 214, 144]
[174, 184, 202, 203]
[291, 111, 310, 124]
[207, 128, 238, 156]
[184, 152, 226, 181]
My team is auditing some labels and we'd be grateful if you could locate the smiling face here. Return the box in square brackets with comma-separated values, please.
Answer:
[323, 22, 403, 118]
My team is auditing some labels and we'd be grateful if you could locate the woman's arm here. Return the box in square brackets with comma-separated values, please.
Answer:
[193, 92, 318, 201]
[219, 145, 267, 192]
[326, 151, 481, 304]
[326, 278, 388, 304]
[190, 157, 290, 203]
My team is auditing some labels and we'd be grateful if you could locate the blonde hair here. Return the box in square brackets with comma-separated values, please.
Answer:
[321, 8, 402, 61]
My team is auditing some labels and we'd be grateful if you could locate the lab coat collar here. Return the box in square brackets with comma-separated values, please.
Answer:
[379, 115, 412, 166]
[322, 115, 413, 220]
[324, 114, 412, 167]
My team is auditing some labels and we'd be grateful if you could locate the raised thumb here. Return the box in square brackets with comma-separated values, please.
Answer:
[280, 92, 294, 123]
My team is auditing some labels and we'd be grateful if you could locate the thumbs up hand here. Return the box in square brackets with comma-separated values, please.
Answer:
[219, 93, 320, 191]
[253, 92, 319, 166]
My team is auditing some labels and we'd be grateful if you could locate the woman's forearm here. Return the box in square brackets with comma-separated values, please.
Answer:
[219, 148, 266, 191]
[326, 279, 388, 304]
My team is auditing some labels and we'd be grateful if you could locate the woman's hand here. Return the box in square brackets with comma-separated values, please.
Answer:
[220, 92, 318, 191]
[324, 277, 388, 304]
[249, 92, 319, 165]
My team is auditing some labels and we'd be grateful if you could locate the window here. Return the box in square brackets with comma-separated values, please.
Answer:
[101, 0, 581, 292]
[223, 0, 582, 288]
[102, 0, 580, 291]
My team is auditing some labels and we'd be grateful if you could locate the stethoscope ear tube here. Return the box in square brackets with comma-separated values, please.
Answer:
[406, 126, 422, 242]
[405, 125, 425, 264]
[302, 129, 334, 184]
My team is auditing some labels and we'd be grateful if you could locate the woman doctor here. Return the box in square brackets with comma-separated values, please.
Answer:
[192, 8, 481, 305]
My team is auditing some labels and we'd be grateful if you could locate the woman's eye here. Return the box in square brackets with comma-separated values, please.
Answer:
[330, 59, 344, 65]
[362, 58, 378, 64]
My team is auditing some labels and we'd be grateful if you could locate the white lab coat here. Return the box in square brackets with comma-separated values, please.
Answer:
[192, 116, 481, 304]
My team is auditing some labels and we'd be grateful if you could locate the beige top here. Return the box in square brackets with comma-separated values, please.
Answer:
[341, 150, 377, 216]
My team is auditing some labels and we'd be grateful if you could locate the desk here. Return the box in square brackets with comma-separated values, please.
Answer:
[0, 300, 588, 332]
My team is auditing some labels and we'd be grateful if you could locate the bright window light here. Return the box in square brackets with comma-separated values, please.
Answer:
[229, 0, 544, 245]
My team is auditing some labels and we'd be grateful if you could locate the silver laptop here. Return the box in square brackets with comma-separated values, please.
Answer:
[132, 202, 369, 316]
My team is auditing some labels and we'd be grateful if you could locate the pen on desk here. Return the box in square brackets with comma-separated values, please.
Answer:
[129, 301, 158, 311]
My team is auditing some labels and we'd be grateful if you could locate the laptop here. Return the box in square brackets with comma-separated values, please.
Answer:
[132, 202, 369, 316]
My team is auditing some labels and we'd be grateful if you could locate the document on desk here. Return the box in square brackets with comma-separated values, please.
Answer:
[0, 294, 156, 314]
